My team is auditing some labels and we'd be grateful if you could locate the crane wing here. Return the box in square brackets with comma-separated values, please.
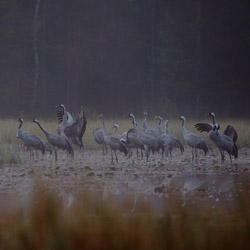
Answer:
[223, 125, 238, 143]
[75, 110, 87, 138]
[194, 123, 213, 133]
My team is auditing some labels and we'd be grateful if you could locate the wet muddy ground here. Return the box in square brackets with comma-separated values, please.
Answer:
[0, 147, 250, 213]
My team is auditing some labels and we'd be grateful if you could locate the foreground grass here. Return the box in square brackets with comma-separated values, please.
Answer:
[0, 117, 249, 163]
[0, 188, 250, 250]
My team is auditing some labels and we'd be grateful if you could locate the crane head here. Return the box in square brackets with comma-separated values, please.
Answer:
[208, 112, 215, 118]
[128, 113, 135, 119]
[155, 115, 163, 123]
[17, 118, 23, 123]
[112, 124, 119, 129]
[143, 110, 147, 117]
[55, 104, 65, 110]
[180, 116, 186, 121]
[32, 119, 39, 124]
[165, 119, 169, 125]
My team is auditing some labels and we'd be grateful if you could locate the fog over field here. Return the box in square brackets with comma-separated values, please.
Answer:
[0, 1, 250, 249]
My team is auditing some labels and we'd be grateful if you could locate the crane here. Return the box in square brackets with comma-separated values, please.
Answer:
[33, 119, 73, 161]
[123, 114, 145, 159]
[98, 114, 128, 163]
[161, 118, 184, 157]
[194, 112, 238, 143]
[208, 123, 238, 163]
[142, 110, 158, 137]
[56, 104, 74, 125]
[56, 104, 87, 148]
[180, 116, 208, 160]
[17, 118, 46, 158]
[127, 113, 159, 161]
[112, 124, 121, 138]
[93, 128, 107, 155]
[154, 115, 164, 136]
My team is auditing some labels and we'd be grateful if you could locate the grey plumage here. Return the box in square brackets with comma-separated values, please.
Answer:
[17, 118, 46, 157]
[98, 114, 128, 163]
[62, 110, 87, 148]
[154, 115, 164, 136]
[180, 116, 208, 160]
[127, 113, 158, 161]
[33, 119, 73, 161]
[159, 119, 184, 157]
[44, 141, 53, 154]
[209, 123, 238, 163]
[142, 111, 158, 137]
[194, 112, 238, 143]
[92, 128, 107, 155]
[56, 120, 63, 136]
[112, 124, 121, 138]
[56, 104, 74, 125]
[56, 104, 87, 148]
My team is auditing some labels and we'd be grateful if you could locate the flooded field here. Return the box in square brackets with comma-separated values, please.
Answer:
[1, 147, 250, 214]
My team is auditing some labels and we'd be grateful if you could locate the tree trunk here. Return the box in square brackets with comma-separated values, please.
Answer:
[150, 0, 156, 112]
[31, 0, 41, 108]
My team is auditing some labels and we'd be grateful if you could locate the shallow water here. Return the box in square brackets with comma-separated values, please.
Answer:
[0, 147, 249, 213]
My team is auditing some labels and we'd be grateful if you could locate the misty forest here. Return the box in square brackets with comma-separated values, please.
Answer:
[0, 0, 249, 117]
[0, 1, 250, 250]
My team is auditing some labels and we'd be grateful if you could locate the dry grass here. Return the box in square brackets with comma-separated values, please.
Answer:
[2, 117, 249, 151]
[0, 188, 250, 250]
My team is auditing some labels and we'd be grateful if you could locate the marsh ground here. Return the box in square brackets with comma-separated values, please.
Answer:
[1, 146, 250, 214]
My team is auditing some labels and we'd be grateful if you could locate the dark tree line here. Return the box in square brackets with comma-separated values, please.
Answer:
[0, 0, 249, 118]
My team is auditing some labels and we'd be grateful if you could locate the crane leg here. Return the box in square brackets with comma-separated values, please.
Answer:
[111, 149, 114, 164]
[53, 147, 57, 162]
[102, 145, 105, 155]
[228, 153, 232, 163]
[145, 147, 149, 162]
[114, 151, 118, 163]
[219, 149, 225, 163]
[141, 149, 143, 160]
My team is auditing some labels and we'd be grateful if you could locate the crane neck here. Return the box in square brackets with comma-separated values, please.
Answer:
[165, 122, 169, 134]
[114, 127, 119, 136]
[129, 114, 137, 128]
[18, 120, 23, 129]
[181, 119, 187, 135]
[62, 113, 69, 127]
[102, 118, 108, 135]
[142, 114, 148, 131]
[60, 105, 66, 113]
[35, 121, 48, 136]
[156, 119, 162, 134]
[211, 115, 216, 125]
